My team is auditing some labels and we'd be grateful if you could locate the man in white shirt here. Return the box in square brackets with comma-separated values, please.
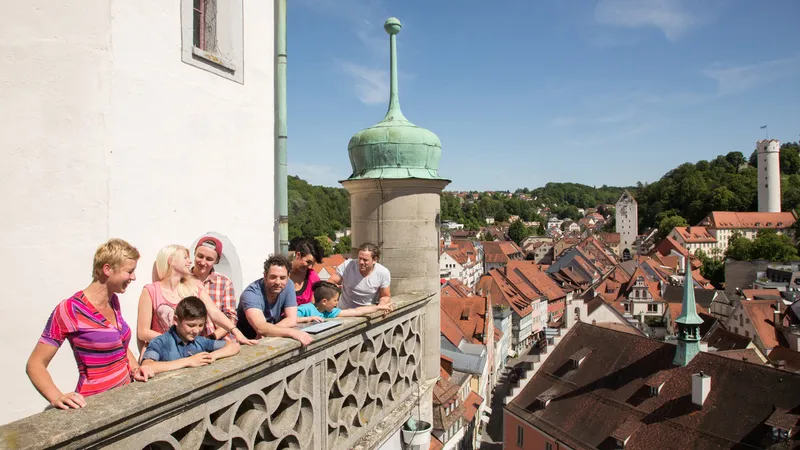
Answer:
[328, 242, 392, 310]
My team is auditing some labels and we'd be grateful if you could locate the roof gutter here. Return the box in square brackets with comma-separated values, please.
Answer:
[274, 0, 289, 255]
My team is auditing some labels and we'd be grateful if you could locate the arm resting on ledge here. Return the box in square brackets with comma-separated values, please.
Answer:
[26, 343, 86, 409]
[244, 308, 312, 346]
[142, 341, 240, 375]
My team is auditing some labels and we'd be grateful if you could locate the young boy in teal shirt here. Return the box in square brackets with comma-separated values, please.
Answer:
[297, 281, 392, 322]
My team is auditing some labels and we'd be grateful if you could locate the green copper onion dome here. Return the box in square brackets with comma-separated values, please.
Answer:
[345, 18, 448, 181]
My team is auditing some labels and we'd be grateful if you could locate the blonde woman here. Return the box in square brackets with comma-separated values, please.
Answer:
[137, 245, 256, 348]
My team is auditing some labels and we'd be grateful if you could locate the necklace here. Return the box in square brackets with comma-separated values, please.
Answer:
[160, 284, 182, 302]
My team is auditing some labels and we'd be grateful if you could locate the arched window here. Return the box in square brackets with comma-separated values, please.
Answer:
[191, 232, 243, 294]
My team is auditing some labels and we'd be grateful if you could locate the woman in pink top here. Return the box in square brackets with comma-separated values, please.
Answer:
[289, 238, 324, 306]
[136, 245, 257, 349]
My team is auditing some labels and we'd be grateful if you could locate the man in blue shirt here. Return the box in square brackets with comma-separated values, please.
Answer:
[142, 297, 240, 375]
[237, 254, 312, 346]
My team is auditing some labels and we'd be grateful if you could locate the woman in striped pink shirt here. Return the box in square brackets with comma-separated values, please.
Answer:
[26, 239, 153, 410]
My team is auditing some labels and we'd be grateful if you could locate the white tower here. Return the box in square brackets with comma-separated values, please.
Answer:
[616, 191, 638, 261]
[757, 139, 781, 213]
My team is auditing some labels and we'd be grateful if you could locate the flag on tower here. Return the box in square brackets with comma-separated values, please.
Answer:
[760, 125, 767, 129]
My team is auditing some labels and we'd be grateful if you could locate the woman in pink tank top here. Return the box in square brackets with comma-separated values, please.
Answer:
[137, 245, 257, 349]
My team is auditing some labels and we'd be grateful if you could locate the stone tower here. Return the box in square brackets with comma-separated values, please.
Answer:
[673, 264, 704, 366]
[341, 17, 450, 420]
[757, 139, 781, 213]
[615, 190, 638, 261]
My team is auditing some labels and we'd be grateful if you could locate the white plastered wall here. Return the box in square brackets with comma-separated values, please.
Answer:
[0, 0, 275, 424]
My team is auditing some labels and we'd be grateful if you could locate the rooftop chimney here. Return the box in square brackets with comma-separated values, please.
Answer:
[692, 372, 711, 407]
[775, 300, 782, 330]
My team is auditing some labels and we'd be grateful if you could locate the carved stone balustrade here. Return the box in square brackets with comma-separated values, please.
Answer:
[0, 293, 437, 450]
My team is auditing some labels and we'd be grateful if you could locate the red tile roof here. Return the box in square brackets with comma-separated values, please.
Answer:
[673, 226, 717, 243]
[477, 270, 532, 317]
[441, 279, 471, 298]
[741, 299, 785, 350]
[483, 240, 524, 264]
[441, 295, 489, 345]
[463, 391, 484, 423]
[506, 261, 567, 302]
[700, 211, 796, 229]
[440, 305, 470, 347]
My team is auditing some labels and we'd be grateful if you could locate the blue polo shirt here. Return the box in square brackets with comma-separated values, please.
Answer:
[236, 279, 297, 339]
[297, 303, 341, 319]
[141, 326, 225, 362]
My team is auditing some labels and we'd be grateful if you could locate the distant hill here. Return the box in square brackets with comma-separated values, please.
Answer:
[288, 175, 350, 241]
[288, 141, 800, 237]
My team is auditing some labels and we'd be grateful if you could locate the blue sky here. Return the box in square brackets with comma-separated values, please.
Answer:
[287, 0, 800, 191]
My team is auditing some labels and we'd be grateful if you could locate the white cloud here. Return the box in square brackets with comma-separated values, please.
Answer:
[289, 162, 347, 187]
[702, 55, 800, 95]
[337, 61, 388, 104]
[594, 0, 699, 41]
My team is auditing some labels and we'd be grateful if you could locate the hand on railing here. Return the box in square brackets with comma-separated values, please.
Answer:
[132, 365, 154, 382]
[51, 392, 86, 410]
[289, 329, 313, 346]
[186, 352, 215, 367]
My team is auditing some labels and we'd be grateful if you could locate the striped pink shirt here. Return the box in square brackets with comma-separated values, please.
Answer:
[39, 291, 132, 396]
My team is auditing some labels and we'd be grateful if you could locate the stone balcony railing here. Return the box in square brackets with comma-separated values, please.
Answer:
[0, 293, 437, 450]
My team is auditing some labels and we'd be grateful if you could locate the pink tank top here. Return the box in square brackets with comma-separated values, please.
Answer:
[145, 283, 176, 334]
[145, 283, 214, 336]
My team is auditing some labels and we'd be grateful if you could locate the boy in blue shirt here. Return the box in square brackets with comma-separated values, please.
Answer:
[297, 281, 393, 323]
[142, 296, 240, 375]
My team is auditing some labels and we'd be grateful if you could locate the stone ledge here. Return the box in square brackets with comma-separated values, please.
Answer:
[0, 292, 435, 450]
[352, 377, 437, 450]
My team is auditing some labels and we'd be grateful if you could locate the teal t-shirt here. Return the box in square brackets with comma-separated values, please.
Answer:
[297, 303, 341, 319]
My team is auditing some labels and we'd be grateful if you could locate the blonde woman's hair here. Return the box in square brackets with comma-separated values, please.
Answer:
[154, 245, 198, 299]
[92, 238, 140, 281]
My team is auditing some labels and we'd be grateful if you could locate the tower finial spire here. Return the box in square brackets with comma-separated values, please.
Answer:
[383, 17, 406, 121]
[673, 261, 704, 366]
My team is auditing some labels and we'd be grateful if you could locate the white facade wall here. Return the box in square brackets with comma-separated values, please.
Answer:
[440, 252, 464, 281]
[758, 139, 781, 213]
[0, 1, 275, 424]
[587, 303, 629, 326]
[631, 301, 663, 316]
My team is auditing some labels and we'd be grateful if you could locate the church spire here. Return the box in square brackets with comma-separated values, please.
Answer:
[673, 266, 704, 366]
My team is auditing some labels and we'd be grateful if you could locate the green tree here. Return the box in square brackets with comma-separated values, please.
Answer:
[750, 229, 798, 261]
[657, 215, 689, 241]
[694, 249, 725, 289]
[314, 235, 333, 258]
[333, 235, 351, 255]
[479, 231, 495, 241]
[725, 232, 752, 261]
[508, 220, 530, 245]
[725, 229, 798, 262]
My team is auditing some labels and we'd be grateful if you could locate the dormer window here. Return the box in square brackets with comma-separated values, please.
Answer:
[765, 407, 799, 441]
[570, 348, 592, 368]
[645, 371, 671, 397]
